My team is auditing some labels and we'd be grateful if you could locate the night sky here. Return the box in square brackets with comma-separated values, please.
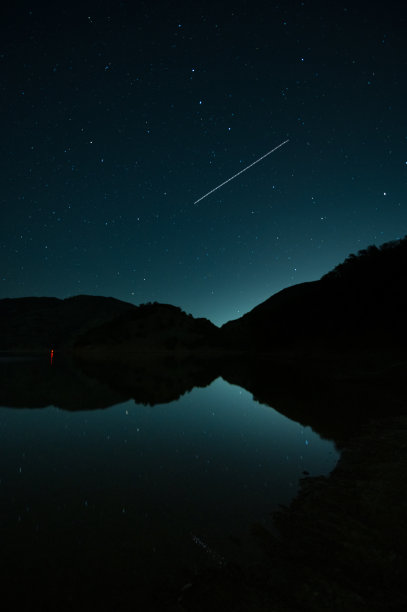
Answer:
[1, 1, 407, 325]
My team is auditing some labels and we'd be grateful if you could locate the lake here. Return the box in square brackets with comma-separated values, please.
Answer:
[0, 355, 339, 609]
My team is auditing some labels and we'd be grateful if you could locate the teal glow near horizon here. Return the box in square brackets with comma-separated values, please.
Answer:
[1, 2, 406, 324]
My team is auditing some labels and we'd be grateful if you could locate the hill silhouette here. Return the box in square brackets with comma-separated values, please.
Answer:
[0, 295, 135, 350]
[74, 302, 219, 355]
[0, 296, 220, 354]
[221, 235, 407, 351]
[1, 235, 406, 353]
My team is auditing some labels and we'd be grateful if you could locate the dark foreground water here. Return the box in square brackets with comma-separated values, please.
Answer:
[0, 356, 339, 608]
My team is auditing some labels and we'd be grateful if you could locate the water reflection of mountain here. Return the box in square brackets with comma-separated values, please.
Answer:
[1, 353, 406, 447]
[76, 354, 219, 406]
[0, 355, 218, 411]
[2, 354, 407, 611]
[0, 355, 127, 410]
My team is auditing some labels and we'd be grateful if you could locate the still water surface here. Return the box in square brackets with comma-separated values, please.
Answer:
[0, 364, 339, 602]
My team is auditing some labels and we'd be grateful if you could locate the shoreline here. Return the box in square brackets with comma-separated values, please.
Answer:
[1, 349, 406, 609]
[171, 413, 407, 611]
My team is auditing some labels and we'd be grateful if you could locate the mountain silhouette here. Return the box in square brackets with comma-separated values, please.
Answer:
[221, 235, 407, 351]
[74, 302, 219, 355]
[0, 295, 135, 350]
[1, 235, 406, 353]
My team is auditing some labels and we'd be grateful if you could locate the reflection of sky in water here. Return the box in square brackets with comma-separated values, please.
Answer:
[0, 377, 339, 574]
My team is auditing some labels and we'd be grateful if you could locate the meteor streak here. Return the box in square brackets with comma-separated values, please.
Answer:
[193, 139, 289, 205]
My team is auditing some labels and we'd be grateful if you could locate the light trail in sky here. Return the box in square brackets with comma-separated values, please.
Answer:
[193, 139, 289, 205]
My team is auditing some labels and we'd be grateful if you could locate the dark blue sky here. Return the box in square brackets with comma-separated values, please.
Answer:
[1, 1, 406, 324]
